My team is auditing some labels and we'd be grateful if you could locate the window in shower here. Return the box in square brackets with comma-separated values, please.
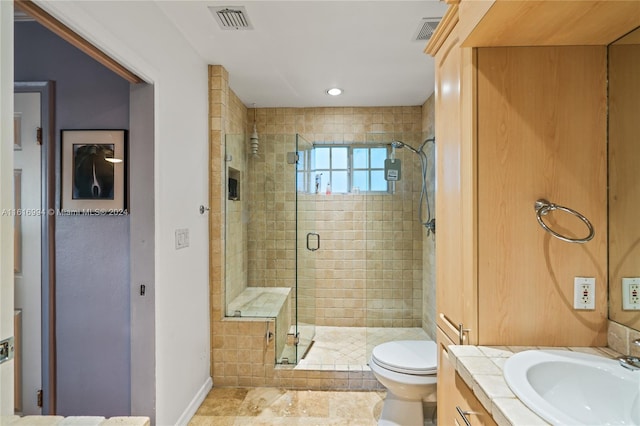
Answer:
[298, 144, 390, 194]
[352, 146, 388, 192]
[313, 145, 349, 193]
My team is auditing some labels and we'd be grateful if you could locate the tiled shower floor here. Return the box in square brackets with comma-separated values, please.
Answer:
[281, 326, 430, 370]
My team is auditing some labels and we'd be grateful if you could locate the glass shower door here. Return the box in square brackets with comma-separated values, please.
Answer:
[294, 133, 317, 364]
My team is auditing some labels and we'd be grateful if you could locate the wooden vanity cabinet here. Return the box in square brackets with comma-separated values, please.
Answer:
[428, 2, 609, 348]
[430, 4, 478, 347]
[429, 0, 638, 423]
[437, 328, 497, 426]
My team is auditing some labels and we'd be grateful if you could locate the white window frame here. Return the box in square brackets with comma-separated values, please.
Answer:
[297, 144, 391, 194]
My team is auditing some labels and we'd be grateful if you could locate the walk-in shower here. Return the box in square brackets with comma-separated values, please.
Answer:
[223, 131, 436, 369]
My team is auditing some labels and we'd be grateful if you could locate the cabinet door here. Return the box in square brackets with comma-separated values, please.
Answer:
[454, 371, 497, 426]
[437, 328, 459, 425]
[437, 328, 497, 426]
[434, 15, 478, 345]
[476, 46, 607, 346]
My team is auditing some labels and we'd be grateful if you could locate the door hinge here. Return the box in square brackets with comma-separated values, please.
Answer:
[0, 336, 14, 365]
[287, 332, 300, 346]
[37, 389, 43, 408]
[286, 152, 299, 164]
[36, 127, 42, 145]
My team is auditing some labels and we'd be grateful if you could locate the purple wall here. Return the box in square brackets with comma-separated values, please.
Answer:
[15, 21, 131, 416]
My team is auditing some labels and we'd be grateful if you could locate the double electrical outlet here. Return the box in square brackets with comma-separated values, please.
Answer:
[573, 277, 640, 310]
[573, 277, 595, 310]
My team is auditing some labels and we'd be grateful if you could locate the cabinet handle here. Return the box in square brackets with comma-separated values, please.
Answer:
[439, 314, 471, 345]
[458, 323, 471, 345]
[456, 406, 472, 426]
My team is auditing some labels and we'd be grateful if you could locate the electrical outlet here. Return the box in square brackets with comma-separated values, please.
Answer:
[622, 278, 640, 310]
[574, 277, 595, 310]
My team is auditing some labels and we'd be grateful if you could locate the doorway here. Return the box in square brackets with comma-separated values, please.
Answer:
[5, 1, 154, 419]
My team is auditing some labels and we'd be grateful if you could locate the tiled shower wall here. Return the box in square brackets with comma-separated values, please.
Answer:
[246, 107, 427, 328]
[211, 66, 274, 388]
[224, 132, 247, 307]
[223, 90, 249, 310]
[421, 96, 436, 339]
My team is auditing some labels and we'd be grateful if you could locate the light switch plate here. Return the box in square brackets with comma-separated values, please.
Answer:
[175, 228, 189, 249]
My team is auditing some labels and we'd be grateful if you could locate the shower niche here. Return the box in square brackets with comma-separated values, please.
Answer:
[228, 167, 240, 201]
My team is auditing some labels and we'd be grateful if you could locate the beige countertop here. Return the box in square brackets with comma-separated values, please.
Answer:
[447, 345, 621, 426]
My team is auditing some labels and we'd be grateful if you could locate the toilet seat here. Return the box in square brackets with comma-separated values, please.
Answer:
[371, 340, 437, 375]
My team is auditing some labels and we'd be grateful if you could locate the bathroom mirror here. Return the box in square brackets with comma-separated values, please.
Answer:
[609, 26, 640, 331]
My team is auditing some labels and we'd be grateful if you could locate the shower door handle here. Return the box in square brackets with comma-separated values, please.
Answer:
[306, 233, 320, 251]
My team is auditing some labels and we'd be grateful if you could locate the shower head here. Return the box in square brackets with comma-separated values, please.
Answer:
[391, 140, 419, 154]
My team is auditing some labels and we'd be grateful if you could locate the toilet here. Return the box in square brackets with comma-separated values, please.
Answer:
[369, 340, 437, 426]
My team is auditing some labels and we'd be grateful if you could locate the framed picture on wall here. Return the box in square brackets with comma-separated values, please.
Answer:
[61, 129, 127, 213]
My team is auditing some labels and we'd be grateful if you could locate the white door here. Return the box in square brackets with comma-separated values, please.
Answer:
[13, 92, 42, 415]
[0, 0, 16, 416]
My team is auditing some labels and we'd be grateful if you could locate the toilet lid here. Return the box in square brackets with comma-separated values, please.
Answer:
[371, 340, 437, 375]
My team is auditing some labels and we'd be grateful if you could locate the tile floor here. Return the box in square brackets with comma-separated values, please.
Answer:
[189, 387, 385, 425]
[295, 326, 430, 370]
[193, 327, 435, 425]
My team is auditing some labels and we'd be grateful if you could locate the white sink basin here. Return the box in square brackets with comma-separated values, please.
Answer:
[503, 350, 640, 425]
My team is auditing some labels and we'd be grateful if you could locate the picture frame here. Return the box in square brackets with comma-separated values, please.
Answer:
[61, 129, 127, 213]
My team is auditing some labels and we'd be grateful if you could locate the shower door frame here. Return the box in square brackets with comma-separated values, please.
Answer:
[293, 133, 317, 364]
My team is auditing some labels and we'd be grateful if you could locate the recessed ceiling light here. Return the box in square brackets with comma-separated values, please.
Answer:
[326, 88, 343, 96]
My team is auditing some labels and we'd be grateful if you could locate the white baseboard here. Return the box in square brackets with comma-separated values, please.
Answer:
[175, 376, 212, 426]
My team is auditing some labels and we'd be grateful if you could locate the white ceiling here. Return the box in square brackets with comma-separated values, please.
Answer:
[156, 0, 448, 108]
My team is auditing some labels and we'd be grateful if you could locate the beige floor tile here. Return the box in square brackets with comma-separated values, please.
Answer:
[188, 416, 235, 426]
[297, 326, 429, 369]
[328, 391, 384, 421]
[194, 388, 250, 416]
[234, 417, 373, 425]
[236, 388, 287, 416]
[191, 388, 383, 425]
[258, 390, 331, 418]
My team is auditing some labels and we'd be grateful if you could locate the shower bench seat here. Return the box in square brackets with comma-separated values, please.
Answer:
[227, 287, 292, 363]
[227, 287, 291, 318]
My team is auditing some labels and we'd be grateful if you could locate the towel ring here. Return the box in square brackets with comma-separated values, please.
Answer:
[534, 199, 594, 244]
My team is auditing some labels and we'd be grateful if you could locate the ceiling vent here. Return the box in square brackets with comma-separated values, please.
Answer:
[209, 6, 254, 30]
[414, 18, 441, 41]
